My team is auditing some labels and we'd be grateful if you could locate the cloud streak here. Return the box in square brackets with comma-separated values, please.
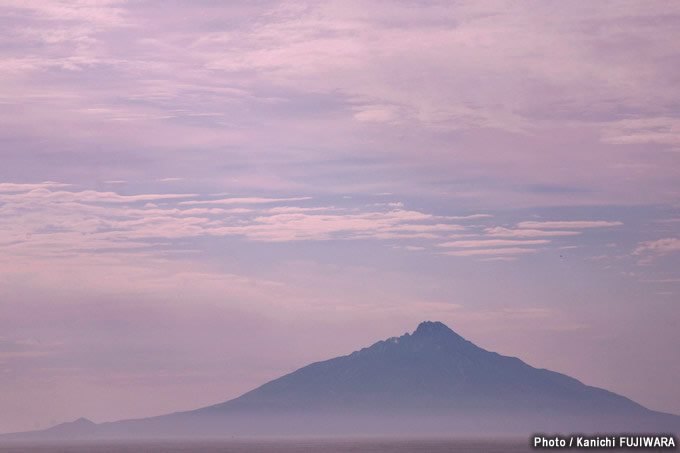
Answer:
[0, 185, 467, 253]
[517, 221, 623, 229]
[441, 247, 538, 257]
[634, 238, 680, 256]
[484, 227, 581, 238]
[438, 239, 550, 248]
[179, 197, 313, 205]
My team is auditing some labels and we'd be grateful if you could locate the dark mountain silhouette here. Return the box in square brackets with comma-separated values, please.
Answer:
[3, 321, 678, 439]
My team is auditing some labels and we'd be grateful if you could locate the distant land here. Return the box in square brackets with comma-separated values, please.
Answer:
[2, 321, 678, 440]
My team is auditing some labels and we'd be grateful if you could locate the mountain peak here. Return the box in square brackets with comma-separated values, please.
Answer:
[414, 320, 449, 332]
[412, 321, 461, 339]
[73, 418, 94, 425]
[5, 321, 679, 439]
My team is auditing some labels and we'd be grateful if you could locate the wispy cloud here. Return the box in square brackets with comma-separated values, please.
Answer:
[633, 238, 680, 256]
[601, 117, 680, 148]
[478, 257, 518, 262]
[0, 184, 644, 266]
[0, 188, 196, 204]
[157, 177, 184, 182]
[517, 221, 623, 229]
[443, 214, 493, 220]
[438, 239, 549, 248]
[0, 185, 469, 255]
[179, 197, 312, 205]
[0, 182, 72, 192]
[441, 247, 538, 257]
[2, 1, 680, 209]
[484, 227, 581, 238]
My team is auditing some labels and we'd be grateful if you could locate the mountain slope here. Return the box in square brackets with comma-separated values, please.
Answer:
[3, 321, 678, 439]
[199, 321, 645, 415]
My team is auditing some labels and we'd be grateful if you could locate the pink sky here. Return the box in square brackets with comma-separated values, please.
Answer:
[0, 0, 679, 433]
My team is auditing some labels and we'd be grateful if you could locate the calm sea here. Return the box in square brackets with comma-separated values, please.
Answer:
[0, 438, 536, 453]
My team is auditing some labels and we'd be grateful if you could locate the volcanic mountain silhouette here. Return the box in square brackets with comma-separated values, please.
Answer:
[3, 321, 678, 439]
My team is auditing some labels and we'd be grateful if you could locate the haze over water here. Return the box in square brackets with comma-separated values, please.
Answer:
[0, 438, 537, 453]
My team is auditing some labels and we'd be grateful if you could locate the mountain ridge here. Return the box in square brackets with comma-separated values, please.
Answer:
[2, 321, 678, 439]
[196, 321, 648, 415]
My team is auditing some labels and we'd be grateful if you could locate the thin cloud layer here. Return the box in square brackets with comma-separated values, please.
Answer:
[0, 184, 626, 259]
[441, 247, 538, 257]
[633, 238, 680, 262]
[180, 197, 313, 205]
[484, 227, 582, 238]
[438, 239, 550, 248]
[516, 221, 624, 229]
[2, 1, 680, 206]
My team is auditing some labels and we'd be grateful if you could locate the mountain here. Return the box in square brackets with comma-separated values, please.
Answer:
[3, 321, 678, 439]
[2, 418, 98, 441]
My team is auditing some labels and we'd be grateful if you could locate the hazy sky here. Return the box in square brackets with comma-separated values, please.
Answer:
[1, 0, 679, 433]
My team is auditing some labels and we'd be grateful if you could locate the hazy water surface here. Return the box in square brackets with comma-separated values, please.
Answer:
[0, 438, 536, 453]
